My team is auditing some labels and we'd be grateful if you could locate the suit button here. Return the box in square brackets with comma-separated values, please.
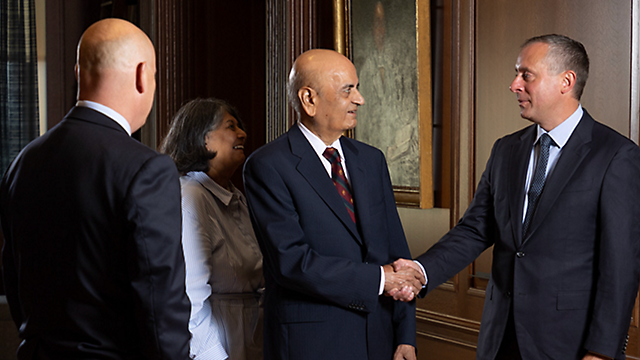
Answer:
[516, 252, 525, 258]
[506, 291, 512, 298]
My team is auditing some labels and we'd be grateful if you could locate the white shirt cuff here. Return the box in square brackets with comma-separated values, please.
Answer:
[414, 260, 428, 288]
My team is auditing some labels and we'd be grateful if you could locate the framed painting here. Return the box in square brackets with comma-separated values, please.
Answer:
[334, 0, 433, 208]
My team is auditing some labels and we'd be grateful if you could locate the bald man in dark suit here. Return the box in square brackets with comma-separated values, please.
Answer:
[244, 49, 424, 360]
[0, 19, 190, 359]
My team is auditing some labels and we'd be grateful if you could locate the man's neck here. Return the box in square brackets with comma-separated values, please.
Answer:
[536, 100, 580, 132]
[299, 119, 341, 146]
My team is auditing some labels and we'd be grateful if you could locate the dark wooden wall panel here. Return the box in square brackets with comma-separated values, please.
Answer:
[45, 0, 101, 129]
[154, 0, 266, 190]
[192, 1, 266, 157]
[191, 1, 266, 190]
[154, 0, 195, 146]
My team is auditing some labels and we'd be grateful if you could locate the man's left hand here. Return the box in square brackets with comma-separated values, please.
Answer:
[393, 344, 416, 360]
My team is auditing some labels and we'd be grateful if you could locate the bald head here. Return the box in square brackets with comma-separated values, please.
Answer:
[76, 18, 156, 132]
[288, 49, 356, 115]
[288, 49, 364, 144]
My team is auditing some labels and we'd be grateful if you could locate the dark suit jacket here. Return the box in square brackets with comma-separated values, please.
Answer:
[243, 123, 416, 360]
[416, 110, 640, 360]
[0, 107, 191, 360]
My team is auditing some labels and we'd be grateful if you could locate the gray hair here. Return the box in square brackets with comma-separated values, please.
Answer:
[287, 66, 304, 116]
[160, 98, 243, 174]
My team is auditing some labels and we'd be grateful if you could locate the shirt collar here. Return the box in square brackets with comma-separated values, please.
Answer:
[76, 100, 132, 135]
[297, 121, 346, 161]
[186, 171, 243, 207]
[535, 104, 583, 148]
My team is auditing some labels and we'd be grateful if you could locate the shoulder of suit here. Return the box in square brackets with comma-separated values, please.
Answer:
[340, 136, 384, 157]
[248, 135, 289, 161]
[573, 114, 639, 155]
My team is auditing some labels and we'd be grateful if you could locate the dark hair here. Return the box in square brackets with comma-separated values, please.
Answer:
[522, 34, 590, 100]
[160, 98, 244, 174]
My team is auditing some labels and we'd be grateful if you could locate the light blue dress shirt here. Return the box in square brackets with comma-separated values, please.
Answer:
[522, 105, 583, 221]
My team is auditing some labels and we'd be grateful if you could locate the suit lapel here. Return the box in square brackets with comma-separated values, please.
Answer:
[289, 125, 363, 244]
[522, 113, 593, 244]
[508, 126, 536, 246]
[341, 138, 368, 244]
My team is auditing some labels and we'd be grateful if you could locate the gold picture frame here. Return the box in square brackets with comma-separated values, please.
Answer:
[334, 0, 433, 208]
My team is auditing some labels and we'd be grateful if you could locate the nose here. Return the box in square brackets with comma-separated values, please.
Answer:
[353, 88, 365, 105]
[510, 76, 522, 93]
[237, 127, 247, 139]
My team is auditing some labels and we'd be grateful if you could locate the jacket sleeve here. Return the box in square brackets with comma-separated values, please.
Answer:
[376, 153, 417, 348]
[124, 154, 191, 360]
[583, 142, 640, 358]
[416, 139, 501, 295]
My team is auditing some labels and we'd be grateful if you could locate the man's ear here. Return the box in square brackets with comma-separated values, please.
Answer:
[135, 61, 147, 94]
[299, 87, 317, 117]
[560, 70, 577, 95]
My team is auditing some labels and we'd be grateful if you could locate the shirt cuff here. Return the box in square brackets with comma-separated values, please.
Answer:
[379, 266, 385, 295]
[414, 260, 428, 288]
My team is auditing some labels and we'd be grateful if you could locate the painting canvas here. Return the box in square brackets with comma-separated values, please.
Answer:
[351, 0, 420, 189]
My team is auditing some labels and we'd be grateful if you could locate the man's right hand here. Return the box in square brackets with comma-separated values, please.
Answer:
[383, 262, 425, 301]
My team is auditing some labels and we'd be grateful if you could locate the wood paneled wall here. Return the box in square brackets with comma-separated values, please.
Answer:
[152, 0, 267, 190]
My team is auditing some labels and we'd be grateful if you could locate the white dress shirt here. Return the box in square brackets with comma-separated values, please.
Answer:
[298, 121, 351, 181]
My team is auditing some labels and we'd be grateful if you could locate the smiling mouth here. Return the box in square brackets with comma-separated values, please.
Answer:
[233, 145, 244, 150]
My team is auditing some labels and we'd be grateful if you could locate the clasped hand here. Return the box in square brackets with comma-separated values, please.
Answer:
[383, 259, 426, 302]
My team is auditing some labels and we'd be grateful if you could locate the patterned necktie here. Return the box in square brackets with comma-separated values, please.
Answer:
[323, 147, 356, 223]
[522, 133, 553, 237]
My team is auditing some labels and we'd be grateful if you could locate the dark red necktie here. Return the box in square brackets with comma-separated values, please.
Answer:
[323, 147, 356, 223]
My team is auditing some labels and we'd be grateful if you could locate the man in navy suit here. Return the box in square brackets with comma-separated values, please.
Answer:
[0, 19, 190, 359]
[243, 49, 424, 360]
[394, 35, 640, 360]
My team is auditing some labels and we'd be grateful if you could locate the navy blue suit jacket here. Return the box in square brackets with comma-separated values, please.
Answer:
[416, 111, 640, 360]
[243, 123, 416, 360]
[0, 107, 191, 359]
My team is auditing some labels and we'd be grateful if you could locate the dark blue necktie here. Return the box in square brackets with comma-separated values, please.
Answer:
[522, 133, 553, 237]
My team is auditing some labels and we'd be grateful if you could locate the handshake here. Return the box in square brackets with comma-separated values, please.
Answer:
[383, 259, 426, 302]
